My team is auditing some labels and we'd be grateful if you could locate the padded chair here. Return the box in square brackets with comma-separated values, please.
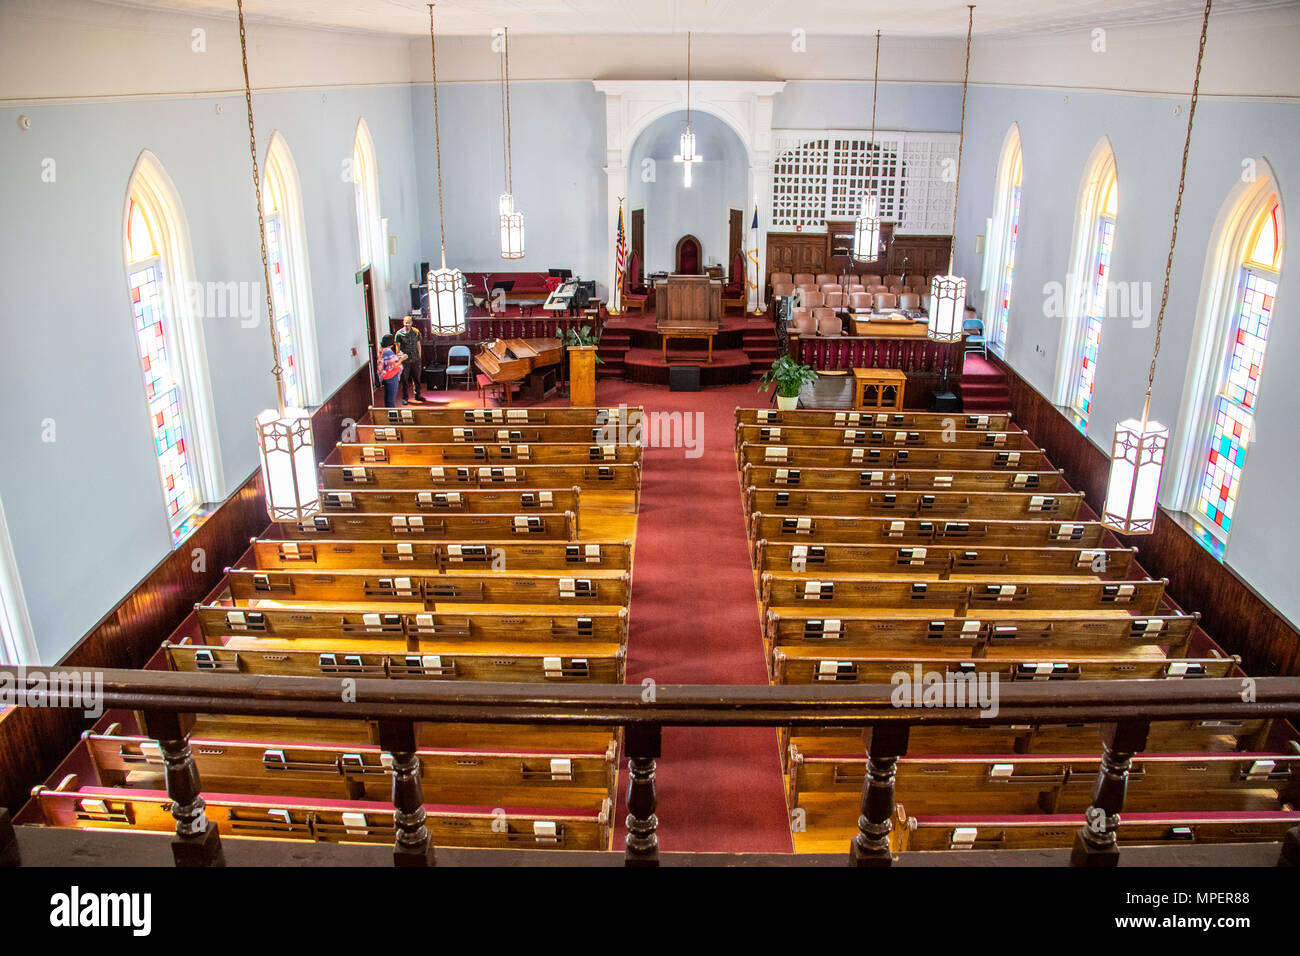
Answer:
[675, 235, 702, 274]
[898, 292, 921, 312]
[963, 317, 988, 360]
[888, 284, 905, 295]
[772, 282, 795, 298]
[860, 274, 882, 288]
[622, 249, 650, 314]
[840, 274, 861, 287]
[820, 282, 843, 295]
[846, 284, 866, 295]
[921, 293, 932, 314]
[815, 273, 837, 287]
[874, 292, 898, 311]
[793, 273, 816, 287]
[848, 292, 874, 314]
[823, 292, 845, 309]
[814, 308, 843, 336]
[791, 309, 818, 334]
[867, 284, 889, 296]
[723, 249, 747, 314]
[799, 291, 825, 309]
[771, 271, 793, 287]
[884, 274, 904, 289]
[445, 345, 474, 391]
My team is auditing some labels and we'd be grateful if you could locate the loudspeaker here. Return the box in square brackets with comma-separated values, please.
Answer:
[669, 365, 701, 392]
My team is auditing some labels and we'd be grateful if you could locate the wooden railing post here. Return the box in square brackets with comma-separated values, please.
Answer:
[377, 719, 435, 867]
[849, 723, 910, 866]
[138, 710, 224, 867]
[624, 723, 661, 867]
[0, 806, 18, 866]
[1070, 719, 1150, 867]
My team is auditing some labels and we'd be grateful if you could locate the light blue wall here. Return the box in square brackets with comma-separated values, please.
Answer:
[409, 81, 609, 293]
[773, 80, 963, 131]
[0, 84, 422, 662]
[952, 86, 1300, 626]
[628, 110, 748, 274]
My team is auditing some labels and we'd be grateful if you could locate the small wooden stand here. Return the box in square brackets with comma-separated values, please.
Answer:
[568, 346, 597, 406]
[852, 368, 907, 411]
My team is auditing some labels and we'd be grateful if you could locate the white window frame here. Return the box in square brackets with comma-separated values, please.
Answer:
[982, 124, 1023, 356]
[0, 494, 38, 666]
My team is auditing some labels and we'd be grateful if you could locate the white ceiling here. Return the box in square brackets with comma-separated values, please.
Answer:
[95, 0, 1300, 38]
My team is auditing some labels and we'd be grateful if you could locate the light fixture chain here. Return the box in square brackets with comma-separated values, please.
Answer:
[504, 26, 513, 194]
[428, 3, 447, 269]
[870, 30, 880, 197]
[949, 4, 974, 274]
[237, 0, 284, 412]
[1149, 0, 1212, 392]
[500, 32, 507, 192]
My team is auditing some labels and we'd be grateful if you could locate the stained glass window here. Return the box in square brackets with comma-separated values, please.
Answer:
[989, 173, 1021, 352]
[1192, 197, 1280, 539]
[1070, 177, 1117, 426]
[263, 205, 301, 408]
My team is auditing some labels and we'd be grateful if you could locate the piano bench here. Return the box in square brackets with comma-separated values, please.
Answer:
[476, 373, 513, 407]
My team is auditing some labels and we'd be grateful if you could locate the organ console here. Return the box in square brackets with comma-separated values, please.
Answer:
[473, 337, 564, 403]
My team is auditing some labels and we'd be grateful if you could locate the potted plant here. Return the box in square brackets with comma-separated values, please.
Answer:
[563, 325, 602, 406]
[758, 355, 819, 410]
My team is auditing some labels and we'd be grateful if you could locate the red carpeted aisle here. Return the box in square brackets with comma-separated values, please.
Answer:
[596, 380, 794, 853]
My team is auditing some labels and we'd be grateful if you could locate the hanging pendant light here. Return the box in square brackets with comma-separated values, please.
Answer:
[426, 3, 467, 334]
[1102, 0, 1211, 535]
[237, 0, 320, 523]
[853, 30, 883, 263]
[928, 6, 974, 346]
[672, 32, 703, 188]
[498, 26, 524, 259]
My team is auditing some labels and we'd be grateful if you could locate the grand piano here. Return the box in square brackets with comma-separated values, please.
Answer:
[473, 337, 564, 404]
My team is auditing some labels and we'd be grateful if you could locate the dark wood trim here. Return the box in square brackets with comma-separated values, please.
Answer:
[991, 353, 1299, 677]
[0, 364, 375, 814]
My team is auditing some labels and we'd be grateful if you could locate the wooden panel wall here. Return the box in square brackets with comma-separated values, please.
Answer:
[995, 355, 1299, 678]
[766, 230, 952, 285]
[0, 364, 375, 814]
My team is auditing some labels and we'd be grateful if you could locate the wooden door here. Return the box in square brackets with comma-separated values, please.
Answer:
[728, 209, 743, 276]
[630, 209, 645, 283]
[358, 266, 379, 387]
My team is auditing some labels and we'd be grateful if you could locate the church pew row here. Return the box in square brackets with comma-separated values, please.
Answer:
[740, 443, 1048, 470]
[771, 648, 1240, 685]
[355, 423, 642, 445]
[367, 405, 644, 427]
[277, 512, 577, 541]
[736, 408, 1010, 429]
[247, 538, 633, 573]
[331, 441, 642, 467]
[745, 487, 1085, 519]
[754, 541, 1137, 578]
[760, 574, 1168, 615]
[30, 778, 613, 850]
[194, 605, 629, 646]
[751, 514, 1110, 548]
[85, 725, 620, 808]
[320, 486, 581, 516]
[763, 611, 1197, 659]
[737, 424, 1037, 450]
[320, 462, 641, 500]
[787, 746, 1300, 814]
[220, 567, 630, 608]
[166, 638, 625, 683]
[743, 464, 1067, 493]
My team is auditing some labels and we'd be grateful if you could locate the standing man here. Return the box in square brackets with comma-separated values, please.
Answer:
[395, 315, 424, 404]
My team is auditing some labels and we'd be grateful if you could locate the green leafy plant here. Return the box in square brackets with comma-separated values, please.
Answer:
[758, 355, 819, 398]
[563, 325, 603, 364]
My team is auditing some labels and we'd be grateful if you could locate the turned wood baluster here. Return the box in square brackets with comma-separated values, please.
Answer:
[377, 719, 435, 866]
[139, 710, 224, 867]
[624, 723, 661, 867]
[849, 724, 910, 866]
[1070, 719, 1150, 867]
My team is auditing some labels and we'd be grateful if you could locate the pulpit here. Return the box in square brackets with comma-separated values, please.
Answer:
[654, 274, 722, 363]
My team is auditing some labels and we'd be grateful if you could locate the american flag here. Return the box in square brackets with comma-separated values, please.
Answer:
[614, 203, 627, 307]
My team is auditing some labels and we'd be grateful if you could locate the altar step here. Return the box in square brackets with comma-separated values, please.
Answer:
[622, 347, 752, 388]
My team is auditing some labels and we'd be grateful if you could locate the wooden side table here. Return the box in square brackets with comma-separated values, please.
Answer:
[852, 368, 907, 411]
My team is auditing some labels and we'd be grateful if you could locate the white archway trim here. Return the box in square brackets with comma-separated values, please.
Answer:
[595, 80, 785, 309]
[123, 149, 225, 510]
[1052, 136, 1117, 409]
[1164, 158, 1284, 514]
[265, 131, 323, 407]
[0, 493, 39, 666]
[353, 118, 388, 309]
[982, 123, 1023, 355]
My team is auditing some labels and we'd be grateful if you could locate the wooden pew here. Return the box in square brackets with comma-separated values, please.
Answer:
[735, 408, 1011, 430]
[332, 442, 642, 467]
[754, 541, 1138, 578]
[194, 605, 629, 646]
[248, 538, 634, 573]
[85, 726, 620, 808]
[737, 424, 1037, 450]
[367, 405, 644, 427]
[31, 777, 613, 850]
[745, 487, 1086, 519]
[771, 648, 1239, 685]
[739, 443, 1048, 471]
[764, 610, 1198, 658]
[743, 463, 1068, 492]
[750, 514, 1110, 548]
[320, 486, 581, 516]
[221, 567, 631, 608]
[356, 423, 643, 445]
[320, 462, 642, 502]
[278, 512, 577, 541]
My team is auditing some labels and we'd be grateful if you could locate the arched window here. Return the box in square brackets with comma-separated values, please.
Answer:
[1171, 171, 1283, 543]
[1054, 140, 1118, 429]
[263, 133, 320, 407]
[0, 492, 38, 665]
[983, 124, 1022, 354]
[124, 151, 222, 532]
[353, 119, 386, 287]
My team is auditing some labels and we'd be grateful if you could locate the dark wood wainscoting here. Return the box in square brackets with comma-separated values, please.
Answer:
[994, 355, 1299, 678]
[0, 364, 375, 814]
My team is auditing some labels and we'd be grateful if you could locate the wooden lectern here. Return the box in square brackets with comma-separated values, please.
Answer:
[654, 274, 722, 363]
